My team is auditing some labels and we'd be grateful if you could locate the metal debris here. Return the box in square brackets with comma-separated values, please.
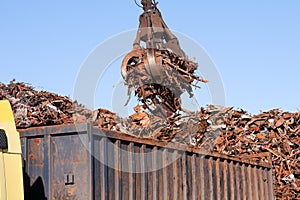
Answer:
[198, 106, 300, 199]
[92, 108, 120, 131]
[114, 105, 300, 199]
[1, 81, 299, 198]
[0, 81, 89, 128]
[121, 0, 207, 119]
[129, 105, 151, 128]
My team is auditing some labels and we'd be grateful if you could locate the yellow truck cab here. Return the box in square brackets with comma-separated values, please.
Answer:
[0, 100, 24, 200]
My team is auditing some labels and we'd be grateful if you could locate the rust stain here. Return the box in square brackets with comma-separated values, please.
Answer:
[67, 186, 76, 197]
[73, 150, 82, 162]
[29, 153, 35, 160]
[33, 138, 41, 146]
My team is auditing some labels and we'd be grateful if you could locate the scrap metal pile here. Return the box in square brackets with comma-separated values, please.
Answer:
[1, 81, 299, 198]
[0, 80, 122, 131]
[0, 80, 91, 128]
[208, 107, 300, 199]
[1, 1, 299, 198]
[120, 105, 300, 199]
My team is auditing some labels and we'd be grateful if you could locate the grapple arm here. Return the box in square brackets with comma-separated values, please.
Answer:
[121, 1, 207, 119]
[133, 0, 185, 57]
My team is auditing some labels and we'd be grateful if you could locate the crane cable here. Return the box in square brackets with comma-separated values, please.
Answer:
[134, 0, 143, 8]
[134, 0, 157, 8]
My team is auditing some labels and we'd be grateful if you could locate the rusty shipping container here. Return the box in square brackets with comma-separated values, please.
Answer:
[19, 123, 274, 200]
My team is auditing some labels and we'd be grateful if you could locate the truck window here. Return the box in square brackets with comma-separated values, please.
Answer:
[0, 129, 8, 150]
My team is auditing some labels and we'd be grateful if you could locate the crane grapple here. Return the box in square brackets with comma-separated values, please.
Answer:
[121, 0, 207, 118]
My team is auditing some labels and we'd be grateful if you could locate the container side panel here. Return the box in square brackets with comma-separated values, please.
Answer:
[162, 149, 171, 200]
[203, 157, 212, 200]
[146, 146, 153, 200]
[246, 165, 253, 200]
[24, 137, 46, 200]
[134, 144, 142, 200]
[176, 152, 183, 200]
[229, 161, 235, 200]
[98, 137, 108, 200]
[120, 141, 129, 200]
[107, 139, 116, 200]
[235, 163, 242, 200]
[186, 154, 193, 200]
[171, 150, 178, 200]
[267, 169, 274, 200]
[167, 150, 175, 200]
[194, 155, 202, 200]
[115, 140, 122, 200]
[51, 133, 90, 200]
[152, 147, 158, 200]
[182, 153, 188, 200]
[140, 145, 147, 200]
[241, 163, 247, 200]
[199, 156, 205, 200]
[128, 142, 136, 200]
[21, 126, 274, 200]
[255, 167, 263, 200]
[212, 158, 219, 200]
[92, 136, 101, 200]
[156, 148, 164, 200]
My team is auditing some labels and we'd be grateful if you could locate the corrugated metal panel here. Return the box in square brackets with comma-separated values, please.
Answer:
[19, 123, 274, 200]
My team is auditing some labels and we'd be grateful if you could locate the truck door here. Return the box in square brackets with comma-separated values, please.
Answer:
[0, 100, 24, 200]
[0, 128, 9, 199]
[0, 138, 8, 200]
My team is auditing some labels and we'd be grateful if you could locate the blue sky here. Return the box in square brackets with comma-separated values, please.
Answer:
[1, 1, 300, 115]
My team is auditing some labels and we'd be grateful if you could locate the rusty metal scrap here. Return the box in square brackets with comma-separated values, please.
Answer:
[76, 98, 300, 199]
[0, 81, 122, 132]
[121, 1, 207, 119]
[194, 106, 300, 199]
[129, 105, 151, 128]
[0, 81, 89, 128]
[117, 105, 300, 199]
[92, 108, 120, 131]
[2, 81, 300, 198]
[122, 49, 207, 118]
